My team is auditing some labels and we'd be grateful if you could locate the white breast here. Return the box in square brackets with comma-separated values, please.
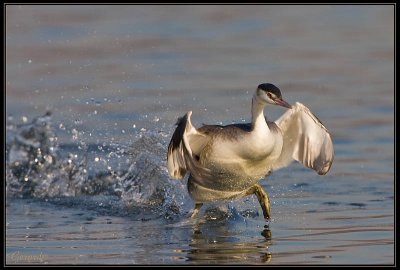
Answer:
[199, 127, 283, 191]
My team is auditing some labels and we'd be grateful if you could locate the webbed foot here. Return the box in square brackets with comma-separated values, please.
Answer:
[246, 184, 271, 220]
[190, 203, 203, 218]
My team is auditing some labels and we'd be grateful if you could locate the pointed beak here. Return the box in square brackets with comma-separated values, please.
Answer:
[275, 98, 292, 109]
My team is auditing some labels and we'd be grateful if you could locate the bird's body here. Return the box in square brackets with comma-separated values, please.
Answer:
[191, 122, 281, 192]
[167, 83, 334, 219]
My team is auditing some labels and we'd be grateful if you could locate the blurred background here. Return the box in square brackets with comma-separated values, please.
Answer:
[6, 5, 394, 144]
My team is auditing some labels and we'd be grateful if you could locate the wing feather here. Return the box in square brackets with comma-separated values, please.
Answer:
[167, 111, 210, 179]
[272, 102, 334, 175]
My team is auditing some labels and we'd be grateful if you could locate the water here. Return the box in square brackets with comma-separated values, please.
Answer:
[5, 5, 394, 265]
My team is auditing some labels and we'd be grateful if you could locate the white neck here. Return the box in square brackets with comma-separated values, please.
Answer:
[251, 94, 269, 132]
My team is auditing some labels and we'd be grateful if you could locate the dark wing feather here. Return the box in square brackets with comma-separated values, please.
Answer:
[167, 111, 210, 179]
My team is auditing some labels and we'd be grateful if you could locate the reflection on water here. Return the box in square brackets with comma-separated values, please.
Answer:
[184, 208, 273, 264]
[6, 5, 394, 265]
[6, 197, 393, 264]
[186, 228, 273, 264]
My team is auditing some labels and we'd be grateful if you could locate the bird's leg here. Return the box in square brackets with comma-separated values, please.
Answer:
[190, 203, 203, 218]
[245, 184, 271, 220]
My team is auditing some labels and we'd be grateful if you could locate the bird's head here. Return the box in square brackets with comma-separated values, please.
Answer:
[256, 83, 292, 109]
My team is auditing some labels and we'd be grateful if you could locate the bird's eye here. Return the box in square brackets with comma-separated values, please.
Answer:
[267, 93, 272, 98]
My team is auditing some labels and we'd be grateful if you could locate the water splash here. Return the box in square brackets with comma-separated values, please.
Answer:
[6, 112, 93, 198]
[116, 133, 189, 219]
[5, 112, 189, 220]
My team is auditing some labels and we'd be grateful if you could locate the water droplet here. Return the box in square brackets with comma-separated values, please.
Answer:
[28, 59, 32, 63]
[132, 124, 136, 128]
[72, 128, 79, 140]
[95, 157, 99, 162]
[122, 130, 125, 134]
[24, 176, 29, 181]
[21, 116, 28, 123]
[45, 155, 53, 164]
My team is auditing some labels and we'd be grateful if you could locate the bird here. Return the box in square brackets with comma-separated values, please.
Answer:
[167, 83, 334, 220]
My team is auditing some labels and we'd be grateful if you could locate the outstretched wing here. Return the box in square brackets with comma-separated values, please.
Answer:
[272, 102, 334, 175]
[167, 111, 210, 179]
